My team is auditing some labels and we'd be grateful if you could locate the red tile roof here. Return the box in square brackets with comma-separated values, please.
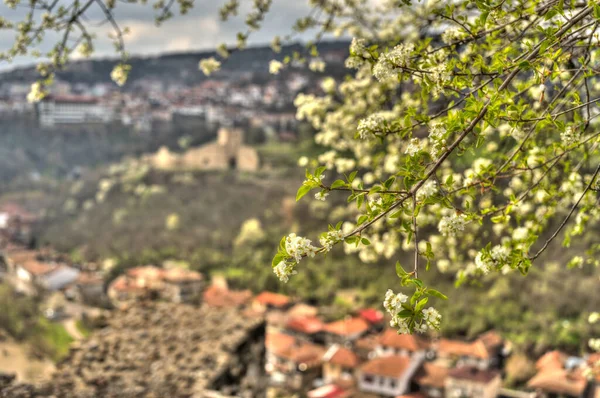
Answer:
[438, 338, 490, 359]
[308, 384, 348, 398]
[359, 355, 411, 378]
[324, 317, 370, 337]
[203, 285, 252, 308]
[414, 362, 449, 388]
[379, 329, 427, 352]
[266, 332, 296, 354]
[47, 95, 98, 104]
[287, 303, 318, 318]
[20, 260, 55, 276]
[109, 275, 145, 293]
[527, 368, 587, 396]
[286, 316, 324, 335]
[307, 384, 347, 398]
[126, 265, 164, 280]
[161, 268, 203, 282]
[268, 333, 326, 368]
[447, 366, 500, 383]
[535, 350, 567, 370]
[254, 291, 291, 308]
[323, 345, 360, 368]
[357, 308, 384, 324]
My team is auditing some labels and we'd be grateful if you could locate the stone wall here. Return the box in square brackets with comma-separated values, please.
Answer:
[0, 303, 266, 398]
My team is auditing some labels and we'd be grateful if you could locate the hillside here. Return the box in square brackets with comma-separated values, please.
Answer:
[0, 41, 350, 87]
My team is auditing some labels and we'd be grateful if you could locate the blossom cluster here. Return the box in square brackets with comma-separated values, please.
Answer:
[560, 126, 579, 146]
[320, 229, 344, 252]
[416, 180, 437, 201]
[405, 138, 422, 156]
[475, 245, 510, 274]
[438, 213, 468, 237]
[373, 43, 414, 82]
[285, 233, 318, 262]
[199, 57, 221, 76]
[428, 122, 447, 159]
[273, 261, 297, 283]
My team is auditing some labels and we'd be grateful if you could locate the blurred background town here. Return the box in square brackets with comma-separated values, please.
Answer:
[0, 39, 598, 397]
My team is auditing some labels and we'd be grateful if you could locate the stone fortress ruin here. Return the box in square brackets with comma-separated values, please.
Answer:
[150, 128, 260, 172]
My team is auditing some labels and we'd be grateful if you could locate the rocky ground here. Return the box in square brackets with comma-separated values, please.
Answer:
[0, 303, 266, 397]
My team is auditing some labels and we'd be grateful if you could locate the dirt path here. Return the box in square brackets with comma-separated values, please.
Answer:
[0, 341, 54, 382]
[62, 318, 83, 341]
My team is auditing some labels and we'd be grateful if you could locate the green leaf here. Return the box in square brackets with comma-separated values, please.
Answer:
[348, 171, 358, 183]
[296, 185, 313, 201]
[416, 297, 428, 312]
[331, 179, 346, 189]
[361, 238, 371, 246]
[396, 261, 407, 278]
[398, 309, 412, 318]
[427, 288, 448, 300]
[272, 253, 285, 267]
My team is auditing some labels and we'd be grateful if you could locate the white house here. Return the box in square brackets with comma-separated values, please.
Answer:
[357, 352, 425, 396]
[38, 95, 112, 127]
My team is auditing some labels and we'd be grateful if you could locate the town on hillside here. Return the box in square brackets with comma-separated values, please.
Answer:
[0, 202, 598, 398]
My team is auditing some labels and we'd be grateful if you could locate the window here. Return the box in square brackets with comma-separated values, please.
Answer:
[363, 374, 374, 384]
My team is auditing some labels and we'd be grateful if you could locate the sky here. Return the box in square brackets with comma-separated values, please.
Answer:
[0, 1, 316, 71]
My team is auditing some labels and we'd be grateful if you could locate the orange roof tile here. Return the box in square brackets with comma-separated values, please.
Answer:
[438, 338, 490, 359]
[359, 355, 411, 378]
[109, 275, 144, 293]
[254, 291, 291, 308]
[287, 303, 318, 318]
[161, 268, 203, 283]
[355, 335, 379, 352]
[414, 362, 449, 388]
[527, 368, 587, 396]
[535, 350, 567, 370]
[379, 329, 427, 352]
[268, 334, 326, 368]
[20, 259, 55, 276]
[323, 345, 360, 368]
[266, 332, 296, 354]
[286, 316, 324, 335]
[448, 367, 500, 383]
[126, 265, 164, 280]
[324, 317, 370, 337]
[203, 285, 252, 308]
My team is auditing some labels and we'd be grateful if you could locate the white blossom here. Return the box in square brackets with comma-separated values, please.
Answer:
[315, 191, 329, 201]
[273, 261, 297, 283]
[589, 338, 600, 352]
[111, 63, 131, 86]
[438, 213, 468, 237]
[373, 43, 414, 82]
[269, 60, 284, 75]
[309, 59, 326, 72]
[199, 57, 221, 76]
[405, 138, 422, 156]
[26, 82, 45, 103]
[383, 289, 408, 314]
[589, 312, 600, 324]
[561, 126, 579, 146]
[285, 233, 318, 263]
[512, 227, 528, 241]
[416, 180, 437, 201]
[422, 307, 442, 330]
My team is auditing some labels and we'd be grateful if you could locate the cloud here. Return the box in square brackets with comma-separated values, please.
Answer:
[0, 0, 315, 70]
